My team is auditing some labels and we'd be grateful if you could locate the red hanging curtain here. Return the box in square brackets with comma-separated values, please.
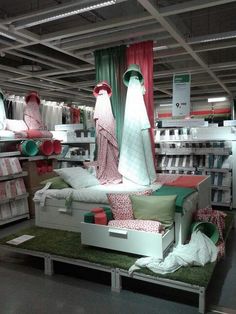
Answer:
[126, 41, 155, 160]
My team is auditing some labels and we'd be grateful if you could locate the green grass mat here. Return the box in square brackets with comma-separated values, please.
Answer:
[0, 212, 234, 288]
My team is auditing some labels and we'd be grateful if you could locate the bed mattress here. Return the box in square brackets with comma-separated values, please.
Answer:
[34, 182, 162, 205]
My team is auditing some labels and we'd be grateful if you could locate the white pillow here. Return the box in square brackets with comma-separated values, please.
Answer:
[6, 119, 28, 131]
[55, 166, 100, 189]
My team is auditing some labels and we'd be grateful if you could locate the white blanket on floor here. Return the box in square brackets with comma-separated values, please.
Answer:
[129, 231, 217, 275]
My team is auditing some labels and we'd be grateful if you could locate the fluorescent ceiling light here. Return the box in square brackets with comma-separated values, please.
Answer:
[159, 103, 172, 107]
[22, 1, 116, 28]
[208, 97, 227, 103]
[153, 45, 168, 51]
[188, 30, 236, 44]
[0, 31, 16, 40]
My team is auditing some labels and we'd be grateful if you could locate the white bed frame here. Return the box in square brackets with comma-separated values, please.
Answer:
[35, 174, 211, 254]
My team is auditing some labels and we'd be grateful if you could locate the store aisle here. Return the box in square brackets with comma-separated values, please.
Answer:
[0, 219, 235, 314]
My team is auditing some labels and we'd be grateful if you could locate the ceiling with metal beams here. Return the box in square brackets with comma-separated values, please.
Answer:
[0, 0, 236, 105]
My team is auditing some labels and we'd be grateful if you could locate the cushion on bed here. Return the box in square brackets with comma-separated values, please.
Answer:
[40, 176, 70, 189]
[152, 185, 196, 213]
[107, 190, 152, 220]
[108, 219, 163, 233]
[130, 195, 177, 227]
[165, 175, 206, 188]
[55, 166, 100, 189]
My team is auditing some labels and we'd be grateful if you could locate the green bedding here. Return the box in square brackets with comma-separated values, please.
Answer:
[153, 185, 196, 213]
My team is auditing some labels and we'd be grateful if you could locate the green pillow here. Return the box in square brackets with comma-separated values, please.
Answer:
[130, 195, 177, 227]
[40, 176, 70, 189]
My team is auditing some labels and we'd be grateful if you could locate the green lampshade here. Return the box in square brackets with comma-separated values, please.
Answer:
[123, 64, 144, 87]
[191, 221, 219, 244]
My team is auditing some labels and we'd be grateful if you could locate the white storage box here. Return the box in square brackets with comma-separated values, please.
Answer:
[52, 130, 77, 142]
[81, 222, 174, 258]
[55, 124, 83, 131]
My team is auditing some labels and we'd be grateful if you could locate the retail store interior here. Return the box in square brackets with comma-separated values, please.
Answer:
[0, 1, 236, 313]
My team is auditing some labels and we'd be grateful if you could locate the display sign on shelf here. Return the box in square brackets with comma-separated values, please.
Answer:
[172, 74, 191, 117]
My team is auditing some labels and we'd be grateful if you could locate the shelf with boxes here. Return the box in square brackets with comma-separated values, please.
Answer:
[0, 137, 60, 218]
[58, 142, 95, 166]
[52, 124, 96, 165]
[155, 126, 236, 208]
[0, 156, 30, 225]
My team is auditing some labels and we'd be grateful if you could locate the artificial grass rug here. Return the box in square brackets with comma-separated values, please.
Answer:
[0, 226, 219, 288]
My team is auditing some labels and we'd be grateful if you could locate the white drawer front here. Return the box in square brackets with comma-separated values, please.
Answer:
[81, 222, 174, 258]
[35, 203, 88, 232]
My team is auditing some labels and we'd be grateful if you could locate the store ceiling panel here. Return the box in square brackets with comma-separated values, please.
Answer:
[0, 0, 235, 104]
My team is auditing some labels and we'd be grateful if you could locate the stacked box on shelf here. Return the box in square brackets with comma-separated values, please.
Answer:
[21, 159, 58, 217]
[53, 124, 95, 164]
[52, 125, 95, 144]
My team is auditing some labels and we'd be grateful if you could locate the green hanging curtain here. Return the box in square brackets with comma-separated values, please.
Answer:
[94, 46, 126, 148]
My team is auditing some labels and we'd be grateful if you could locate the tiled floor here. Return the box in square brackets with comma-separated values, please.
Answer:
[0, 218, 235, 314]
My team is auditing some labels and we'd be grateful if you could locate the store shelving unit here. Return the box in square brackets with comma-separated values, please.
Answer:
[0, 193, 29, 205]
[0, 155, 30, 224]
[58, 141, 96, 166]
[155, 126, 236, 209]
[52, 125, 96, 165]
[0, 171, 28, 182]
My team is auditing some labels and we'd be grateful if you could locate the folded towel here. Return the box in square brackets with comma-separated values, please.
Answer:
[84, 212, 95, 223]
[95, 212, 107, 225]
[103, 208, 113, 221]
[91, 207, 104, 214]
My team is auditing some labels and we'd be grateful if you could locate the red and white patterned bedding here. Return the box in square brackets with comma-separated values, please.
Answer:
[108, 219, 164, 234]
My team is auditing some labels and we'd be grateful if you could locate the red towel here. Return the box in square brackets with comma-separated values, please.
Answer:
[27, 129, 53, 139]
[94, 212, 107, 225]
[91, 207, 104, 214]
[165, 175, 206, 188]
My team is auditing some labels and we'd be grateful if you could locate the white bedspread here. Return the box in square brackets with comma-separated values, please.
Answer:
[34, 182, 163, 206]
[129, 231, 217, 275]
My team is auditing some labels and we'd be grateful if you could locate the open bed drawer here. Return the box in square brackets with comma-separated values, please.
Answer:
[80, 222, 174, 258]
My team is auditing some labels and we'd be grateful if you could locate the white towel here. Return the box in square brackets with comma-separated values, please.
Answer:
[129, 231, 217, 275]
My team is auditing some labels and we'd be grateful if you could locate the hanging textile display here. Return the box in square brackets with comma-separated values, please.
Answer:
[118, 64, 156, 185]
[94, 46, 126, 148]
[24, 91, 44, 130]
[6, 95, 25, 120]
[0, 88, 6, 130]
[41, 101, 63, 131]
[93, 81, 122, 185]
[126, 41, 154, 126]
[126, 41, 155, 159]
[4, 99, 13, 119]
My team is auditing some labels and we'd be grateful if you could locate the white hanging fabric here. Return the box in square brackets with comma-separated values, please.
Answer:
[11, 96, 25, 120]
[118, 76, 156, 185]
[41, 101, 62, 130]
